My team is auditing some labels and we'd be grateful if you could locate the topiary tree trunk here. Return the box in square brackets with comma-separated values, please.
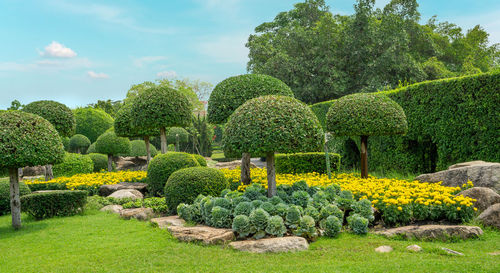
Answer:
[160, 127, 168, 154]
[266, 153, 277, 197]
[360, 135, 368, 179]
[8, 168, 21, 229]
[107, 154, 113, 172]
[175, 134, 179, 152]
[45, 164, 54, 181]
[241, 153, 251, 185]
[144, 136, 151, 166]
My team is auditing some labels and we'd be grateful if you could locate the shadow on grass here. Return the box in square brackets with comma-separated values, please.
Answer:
[0, 216, 48, 240]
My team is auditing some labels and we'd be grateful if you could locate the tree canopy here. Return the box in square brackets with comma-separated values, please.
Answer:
[23, 100, 75, 137]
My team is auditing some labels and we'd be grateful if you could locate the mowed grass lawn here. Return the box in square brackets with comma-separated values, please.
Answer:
[1, 212, 499, 272]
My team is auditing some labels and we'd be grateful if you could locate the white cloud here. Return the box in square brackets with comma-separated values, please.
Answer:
[133, 56, 167, 68]
[87, 71, 109, 79]
[40, 41, 77, 58]
[197, 34, 249, 64]
[156, 70, 177, 78]
[0, 58, 91, 72]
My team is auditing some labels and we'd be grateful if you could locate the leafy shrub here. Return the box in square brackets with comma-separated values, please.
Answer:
[123, 197, 168, 214]
[347, 214, 369, 235]
[167, 127, 189, 144]
[231, 195, 249, 206]
[260, 202, 276, 215]
[232, 215, 252, 238]
[352, 199, 375, 222]
[275, 152, 341, 174]
[269, 196, 283, 205]
[319, 204, 344, 222]
[292, 180, 309, 192]
[85, 195, 112, 210]
[311, 191, 329, 209]
[251, 200, 264, 208]
[69, 134, 91, 153]
[243, 184, 266, 200]
[147, 152, 200, 196]
[52, 152, 93, 177]
[266, 215, 286, 237]
[234, 201, 253, 216]
[292, 190, 311, 208]
[304, 206, 320, 222]
[336, 190, 354, 210]
[88, 153, 113, 172]
[249, 208, 270, 239]
[23, 100, 75, 137]
[211, 206, 232, 228]
[285, 205, 301, 229]
[21, 190, 87, 219]
[192, 154, 207, 167]
[62, 137, 70, 151]
[87, 142, 96, 154]
[322, 216, 342, 237]
[294, 215, 317, 241]
[164, 167, 227, 213]
[95, 131, 131, 157]
[0, 180, 31, 215]
[324, 184, 341, 201]
[213, 197, 232, 210]
[128, 140, 158, 157]
[74, 108, 114, 143]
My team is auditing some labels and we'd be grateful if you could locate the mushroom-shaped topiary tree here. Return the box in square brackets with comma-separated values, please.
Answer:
[95, 130, 131, 172]
[131, 86, 192, 154]
[326, 93, 408, 178]
[68, 134, 91, 154]
[223, 95, 324, 197]
[208, 74, 294, 185]
[0, 111, 65, 229]
[73, 108, 114, 143]
[23, 100, 75, 180]
[167, 127, 189, 152]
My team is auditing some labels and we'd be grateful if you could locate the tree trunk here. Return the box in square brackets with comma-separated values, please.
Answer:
[175, 134, 179, 152]
[144, 136, 151, 167]
[324, 133, 332, 179]
[266, 153, 276, 197]
[45, 164, 54, 181]
[241, 153, 251, 185]
[160, 127, 168, 154]
[9, 168, 21, 229]
[360, 135, 368, 179]
[77, 147, 80, 154]
[107, 154, 113, 172]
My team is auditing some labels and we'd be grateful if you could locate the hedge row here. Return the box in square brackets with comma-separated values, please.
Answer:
[275, 152, 341, 174]
[21, 190, 87, 219]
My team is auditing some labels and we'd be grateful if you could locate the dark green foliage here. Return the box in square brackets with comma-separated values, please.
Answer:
[87, 142, 96, 154]
[275, 203, 289, 218]
[211, 206, 232, 228]
[223, 95, 324, 157]
[291, 190, 311, 208]
[53, 152, 93, 177]
[243, 184, 266, 201]
[114, 102, 159, 138]
[208, 74, 294, 124]
[167, 127, 189, 144]
[285, 205, 301, 229]
[251, 200, 264, 208]
[310, 101, 333, 129]
[69, 134, 91, 153]
[21, 190, 87, 219]
[260, 202, 276, 215]
[74, 108, 114, 143]
[148, 152, 200, 196]
[320, 204, 344, 222]
[311, 191, 329, 209]
[269, 196, 283, 205]
[347, 214, 369, 235]
[0, 111, 65, 169]
[23, 100, 75, 137]
[304, 206, 320, 222]
[249, 208, 270, 239]
[326, 93, 408, 137]
[95, 131, 131, 156]
[352, 199, 375, 222]
[232, 215, 252, 238]
[192, 154, 207, 167]
[0, 180, 31, 215]
[213, 197, 232, 210]
[294, 215, 317, 241]
[184, 115, 214, 157]
[234, 201, 254, 216]
[123, 197, 169, 214]
[88, 153, 110, 172]
[62, 137, 70, 151]
[336, 190, 354, 210]
[232, 196, 250, 207]
[322, 215, 342, 237]
[275, 152, 341, 174]
[129, 140, 158, 157]
[324, 184, 341, 202]
[164, 167, 228, 213]
[201, 197, 215, 226]
[266, 215, 286, 237]
[291, 180, 309, 192]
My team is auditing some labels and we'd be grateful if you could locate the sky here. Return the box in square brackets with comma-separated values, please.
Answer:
[1, 0, 499, 109]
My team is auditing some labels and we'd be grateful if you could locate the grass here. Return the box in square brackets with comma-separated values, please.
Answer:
[1, 212, 499, 273]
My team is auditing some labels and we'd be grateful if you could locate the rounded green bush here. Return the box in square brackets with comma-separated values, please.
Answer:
[74, 108, 114, 143]
[62, 137, 70, 151]
[164, 166, 227, 213]
[88, 153, 113, 172]
[323, 215, 342, 237]
[213, 197, 232, 210]
[0, 180, 31, 215]
[275, 203, 289, 218]
[285, 205, 301, 229]
[211, 206, 232, 228]
[347, 213, 369, 235]
[352, 199, 375, 222]
[260, 202, 276, 216]
[0, 111, 65, 169]
[232, 215, 252, 238]
[234, 201, 254, 216]
[23, 100, 75, 137]
[148, 152, 200, 196]
[114, 102, 159, 138]
[192, 154, 207, 167]
[95, 131, 130, 156]
[249, 208, 270, 239]
[304, 206, 320, 222]
[167, 127, 189, 144]
[265, 215, 286, 237]
[223, 95, 324, 157]
[320, 204, 344, 222]
[128, 140, 158, 157]
[294, 215, 317, 240]
[292, 190, 311, 208]
[69, 134, 91, 153]
[208, 74, 294, 124]
[52, 152, 93, 177]
[326, 93, 408, 136]
[87, 142, 96, 154]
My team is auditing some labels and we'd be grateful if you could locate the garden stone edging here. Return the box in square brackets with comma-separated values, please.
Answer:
[120, 207, 155, 221]
[167, 225, 235, 245]
[456, 187, 500, 212]
[229, 236, 309, 253]
[99, 182, 148, 196]
[150, 216, 186, 229]
[374, 225, 483, 240]
[108, 189, 143, 200]
[100, 204, 123, 214]
[477, 203, 500, 229]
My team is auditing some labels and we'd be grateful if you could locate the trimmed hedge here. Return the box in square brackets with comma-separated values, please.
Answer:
[164, 167, 228, 214]
[193, 154, 207, 167]
[129, 140, 158, 157]
[167, 127, 189, 144]
[74, 108, 114, 143]
[114, 102, 159, 138]
[53, 153, 94, 177]
[23, 100, 75, 137]
[275, 152, 341, 174]
[88, 153, 112, 172]
[95, 131, 131, 156]
[0, 180, 31, 215]
[147, 152, 200, 196]
[21, 190, 87, 219]
[69, 134, 91, 153]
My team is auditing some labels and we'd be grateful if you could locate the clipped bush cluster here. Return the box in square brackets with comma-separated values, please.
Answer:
[275, 152, 341, 174]
[69, 134, 91, 153]
[52, 152, 94, 177]
[88, 153, 113, 172]
[23, 100, 75, 137]
[21, 190, 87, 219]
[192, 154, 207, 167]
[129, 140, 158, 157]
[0, 180, 31, 215]
[74, 108, 114, 143]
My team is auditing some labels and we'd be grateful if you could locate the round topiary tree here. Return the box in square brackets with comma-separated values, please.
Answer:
[164, 167, 228, 214]
[223, 95, 324, 197]
[166, 127, 189, 152]
[208, 74, 294, 185]
[95, 130, 130, 172]
[131, 86, 192, 154]
[326, 93, 408, 178]
[146, 152, 200, 196]
[74, 108, 114, 143]
[0, 111, 65, 228]
[129, 140, 158, 158]
[68, 134, 91, 154]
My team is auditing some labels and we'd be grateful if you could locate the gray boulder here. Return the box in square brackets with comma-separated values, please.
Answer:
[478, 203, 500, 229]
[100, 205, 123, 214]
[456, 187, 500, 212]
[229, 237, 308, 253]
[375, 225, 483, 240]
[120, 207, 155, 221]
[150, 216, 186, 229]
[167, 225, 235, 245]
[115, 156, 148, 171]
[108, 189, 143, 200]
[99, 182, 148, 196]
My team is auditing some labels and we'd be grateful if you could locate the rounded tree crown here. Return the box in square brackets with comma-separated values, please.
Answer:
[95, 131, 130, 156]
[207, 74, 294, 124]
[131, 86, 192, 130]
[326, 93, 408, 136]
[69, 134, 91, 151]
[114, 102, 159, 137]
[23, 100, 75, 137]
[0, 111, 65, 169]
[74, 108, 114, 143]
[223, 95, 324, 157]
[167, 127, 189, 143]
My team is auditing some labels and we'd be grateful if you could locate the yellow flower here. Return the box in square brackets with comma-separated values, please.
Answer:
[457, 207, 461, 211]
[397, 206, 403, 211]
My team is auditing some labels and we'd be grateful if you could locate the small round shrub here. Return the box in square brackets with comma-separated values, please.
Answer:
[275, 203, 289, 218]
[232, 215, 252, 238]
[20, 190, 87, 219]
[213, 197, 232, 210]
[244, 185, 266, 201]
[95, 131, 131, 157]
[192, 154, 207, 167]
[285, 205, 301, 229]
[269, 196, 283, 205]
[312, 191, 329, 208]
[292, 190, 311, 208]
[69, 134, 91, 153]
[234, 201, 254, 216]
[147, 152, 200, 196]
[167, 127, 189, 144]
[294, 215, 317, 241]
[265, 215, 286, 237]
[0, 180, 31, 215]
[347, 214, 369, 235]
[352, 199, 375, 222]
[164, 167, 228, 213]
[211, 206, 232, 228]
[52, 152, 93, 177]
[128, 140, 158, 157]
[277, 190, 291, 204]
[201, 197, 215, 225]
[232, 196, 250, 207]
[88, 153, 112, 172]
[87, 142, 96, 154]
[320, 204, 344, 222]
[74, 108, 114, 143]
[251, 199, 264, 208]
[336, 190, 354, 210]
[304, 206, 320, 222]
[23, 100, 75, 137]
[323, 216, 342, 237]
[292, 180, 309, 192]
[177, 203, 192, 221]
[249, 208, 270, 239]
[324, 184, 341, 201]
[260, 202, 276, 215]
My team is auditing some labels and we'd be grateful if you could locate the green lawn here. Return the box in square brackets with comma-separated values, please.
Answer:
[1, 212, 499, 273]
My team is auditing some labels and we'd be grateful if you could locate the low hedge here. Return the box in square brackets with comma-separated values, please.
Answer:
[275, 152, 341, 174]
[88, 153, 113, 172]
[21, 190, 87, 219]
[193, 154, 207, 167]
[0, 180, 31, 215]
[53, 152, 94, 177]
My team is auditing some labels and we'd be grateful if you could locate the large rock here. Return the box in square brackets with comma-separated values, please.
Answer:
[100, 205, 123, 214]
[108, 189, 143, 200]
[22, 165, 46, 177]
[215, 160, 259, 170]
[477, 203, 500, 229]
[375, 225, 483, 240]
[374, 246, 393, 253]
[415, 162, 500, 192]
[115, 156, 148, 171]
[120, 208, 155, 221]
[456, 187, 500, 212]
[151, 216, 185, 229]
[167, 225, 235, 245]
[99, 182, 148, 196]
[229, 237, 308, 253]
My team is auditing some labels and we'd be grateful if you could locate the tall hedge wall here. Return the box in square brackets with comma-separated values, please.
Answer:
[310, 72, 500, 173]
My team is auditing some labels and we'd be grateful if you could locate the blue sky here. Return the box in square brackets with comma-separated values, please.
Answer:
[1, 0, 499, 109]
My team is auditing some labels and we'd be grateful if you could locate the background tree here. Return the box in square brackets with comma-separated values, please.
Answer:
[0, 111, 64, 229]
[208, 74, 294, 185]
[68, 134, 91, 154]
[131, 86, 192, 154]
[74, 108, 114, 143]
[167, 127, 189, 152]
[129, 140, 158, 158]
[223, 95, 324, 197]
[7, 100, 23, 110]
[88, 99, 123, 118]
[326, 93, 407, 178]
[95, 131, 130, 172]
